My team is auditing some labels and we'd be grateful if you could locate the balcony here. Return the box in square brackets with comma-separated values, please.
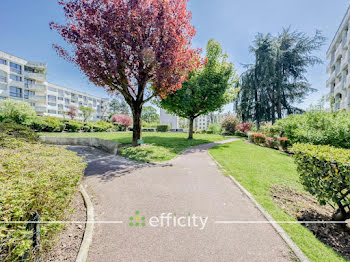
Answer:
[0, 75, 7, 83]
[24, 71, 46, 81]
[29, 95, 46, 103]
[26, 61, 46, 69]
[334, 81, 343, 95]
[335, 43, 343, 60]
[0, 63, 9, 73]
[25, 83, 46, 92]
[341, 50, 350, 69]
[35, 106, 47, 113]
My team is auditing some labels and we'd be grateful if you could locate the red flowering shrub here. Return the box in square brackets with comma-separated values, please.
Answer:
[237, 122, 252, 134]
[110, 114, 132, 128]
[279, 137, 291, 151]
[252, 133, 266, 145]
[265, 137, 279, 149]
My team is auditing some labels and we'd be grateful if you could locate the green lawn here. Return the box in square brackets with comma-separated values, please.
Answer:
[39, 132, 228, 162]
[209, 140, 347, 262]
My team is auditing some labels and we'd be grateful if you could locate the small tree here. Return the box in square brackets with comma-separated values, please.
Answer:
[0, 100, 36, 125]
[109, 98, 130, 116]
[160, 39, 239, 139]
[66, 105, 77, 120]
[79, 106, 95, 122]
[110, 114, 132, 130]
[142, 106, 159, 124]
[51, 0, 199, 146]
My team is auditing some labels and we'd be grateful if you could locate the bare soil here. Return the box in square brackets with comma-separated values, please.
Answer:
[271, 185, 350, 260]
[43, 191, 86, 262]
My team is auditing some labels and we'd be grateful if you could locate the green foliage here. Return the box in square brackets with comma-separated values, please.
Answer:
[275, 111, 350, 148]
[65, 120, 84, 132]
[0, 122, 39, 143]
[293, 143, 350, 220]
[142, 106, 159, 123]
[92, 121, 114, 132]
[31, 116, 66, 132]
[252, 133, 266, 144]
[265, 137, 279, 149]
[260, 123, 282, 137]
[0, 100, 37, 125]
[207, 123, 222, 135]
[109, 98, 130, 115]
[143, 122, 158, 128]
[0, 135, 86, 261]
[156, 125, 170, 132]
[235, 130, 247, 137]
[160, 39, 239, 138]
[221, 115, 239, 135]
[79, 105, 95, 122]
[279, 137, 292, 151]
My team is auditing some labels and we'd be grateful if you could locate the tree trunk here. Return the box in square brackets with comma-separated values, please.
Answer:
[132, 104, 143, 147]
[188, 118, 194, 139]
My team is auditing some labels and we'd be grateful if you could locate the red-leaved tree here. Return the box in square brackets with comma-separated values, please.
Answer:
[66, 105, 77, 120]
[110, 114, 132, 129]
[51, 0, 200, 146]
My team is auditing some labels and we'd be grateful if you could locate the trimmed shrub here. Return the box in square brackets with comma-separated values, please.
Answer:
[0, 122, 39, 142]
[236, 122, 252, 134]
[0, 100, 37, 125]
[207, 123, 221, 135]
[0, 135, 86, 260]
[292, 143, 350, 220]
[93, 121, 114, 132]
[156, 125, 170, 132]
[252, 133, 266, 145]
[260, 123, 282, 137]
[265, 137, 279, 149]
[221, 115, 239, 135]
[279, 137, 291, 151]
[235, 130, 247, 137]
[65, 120, 83, 132]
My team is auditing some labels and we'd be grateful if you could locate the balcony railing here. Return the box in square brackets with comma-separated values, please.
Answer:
[25, 83, 46, 91]
[10, 67, 21, 75]
[35, 106, 47, 112]
[0, 76, 7, 83]
[29, 95, 46, 102]
[24, 71, 46, 81]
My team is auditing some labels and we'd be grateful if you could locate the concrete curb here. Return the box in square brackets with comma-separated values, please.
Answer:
[40, 136, 122, 155]
[208, 151, 309, 262]
[76, 184, 94, 262]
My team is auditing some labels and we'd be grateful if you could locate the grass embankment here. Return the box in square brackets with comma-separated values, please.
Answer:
[39, 132, 228, 162]
[0, 125, 86, 261]
[209, 140, 347, 262]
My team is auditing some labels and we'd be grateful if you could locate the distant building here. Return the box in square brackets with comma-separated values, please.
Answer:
[160, 109, 179, 129]
[0, 50, 109, 121]
[327, 6, 350, 111]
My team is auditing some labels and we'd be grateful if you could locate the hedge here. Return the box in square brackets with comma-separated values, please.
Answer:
[0, 132, 86, 261]
[293, 143, 350, 221]
[156, 125, 170, 132]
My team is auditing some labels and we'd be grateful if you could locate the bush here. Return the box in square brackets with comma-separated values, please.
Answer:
[260, 123, 282, 137]
[110, 114, 132, 128]
[0, 136, 86, 260]
[265, 137, 279, 149]
[252, 133, 266, 145]
[221, 115, 239, 135]
[65, 120, 83, 132]
[275, 111, 350, 149]
[156, 125, 170, 132]
[236, 122, 252, 134]
[235, 130, 247, 137]
[0, 122, 39, 142]
[292, 143, 350, 221]
[0, 100, 37, 125]
[31, 116, 66, 132]
[207, 123, 221, 134]
[279, 137, 291, 151]
[93, 121, 114, 132]
[247, 132, 254, 143]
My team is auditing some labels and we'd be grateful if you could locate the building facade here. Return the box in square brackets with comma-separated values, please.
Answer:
[160, 108, 179, 129]
[0, 50, 109, 121]
[327, 6, 350, 111]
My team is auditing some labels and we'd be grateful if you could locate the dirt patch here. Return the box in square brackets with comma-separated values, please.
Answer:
[43, 191, 86, 262]
[271, 185, 350, 260]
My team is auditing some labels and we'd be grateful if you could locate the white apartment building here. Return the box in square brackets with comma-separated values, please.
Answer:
[0, 51, 108, 121]
[160, 108, 179, 129]
[327, 6, 350, 111]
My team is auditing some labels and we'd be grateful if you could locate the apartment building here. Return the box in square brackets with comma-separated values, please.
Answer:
[327, 6, 350, 111]
[0, 50, 109, 121]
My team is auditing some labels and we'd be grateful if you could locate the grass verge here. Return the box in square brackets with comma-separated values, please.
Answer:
[209, 140, 347, 262]
[39, 132, 228, 162]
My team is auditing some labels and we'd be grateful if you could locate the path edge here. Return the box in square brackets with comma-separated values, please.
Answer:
[76, 184, 94, 262]
[208, 151, 309, 262]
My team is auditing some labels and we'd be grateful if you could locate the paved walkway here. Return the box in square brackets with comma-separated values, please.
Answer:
[69, 139, 293, 262]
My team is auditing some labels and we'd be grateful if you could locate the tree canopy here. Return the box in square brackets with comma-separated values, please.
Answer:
[160, 39, 239, 139]
[142, 106, 159, 123]
[236, 28, 325, 128]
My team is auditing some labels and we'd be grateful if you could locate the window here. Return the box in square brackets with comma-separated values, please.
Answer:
[48, 87, 57, 92]
[24, 90, 35, 99]
[0, 72, 6, 83]
[48, 102, 56, 107]
[65, 98, 70, 104]
[48, 95, 56, 102]
[58, 90, 64, 96]
[0, 58, 6, 65]
[10, 62, 21, 74]
[10, 74, 22, 82]
[58, 97, 64, 101]
[48, 110, 56, 114]
[65, 105, 69, 109]
[10, 86, 22, 98]
[58, 111, 63, 115]
[65, 91, 70, 95]
[79, 95, 82, 98]
[29, 102, 35, 107]
[25, 78, 35, 87]
[58, 104, 63, 110]
[0, 84, 6, 90]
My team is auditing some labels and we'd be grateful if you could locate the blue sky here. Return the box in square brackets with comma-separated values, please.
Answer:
[1, 0, 349, 112]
